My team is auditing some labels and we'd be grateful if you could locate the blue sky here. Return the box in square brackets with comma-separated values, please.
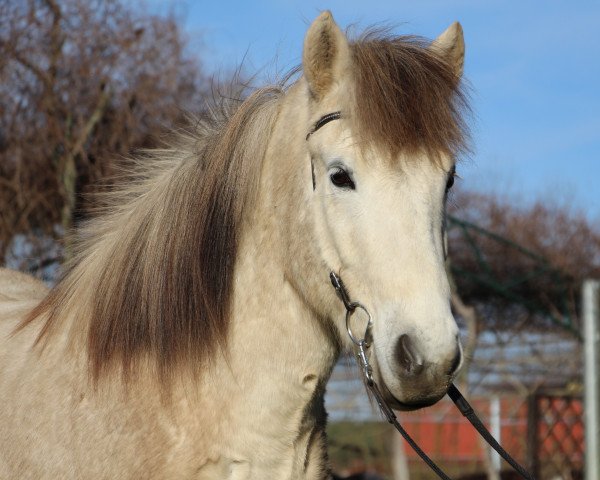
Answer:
[148, 1, 600, 219]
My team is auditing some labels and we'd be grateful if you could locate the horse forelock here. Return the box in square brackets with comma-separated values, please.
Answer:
[347, 30, 471, 161]
[21, 87, 284, 387]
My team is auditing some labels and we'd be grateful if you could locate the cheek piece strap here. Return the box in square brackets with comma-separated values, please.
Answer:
[306, 112, 342, 191]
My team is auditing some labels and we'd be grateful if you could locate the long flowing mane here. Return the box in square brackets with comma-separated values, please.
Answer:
[22, 87, 283, 383]
[19, 29, 469, 386]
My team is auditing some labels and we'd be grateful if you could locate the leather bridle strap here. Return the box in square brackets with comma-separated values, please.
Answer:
[306, 111, 341, 140]
[447, 385, 534, 480]
[329, 270, 535, 480]
[330, 271, 453, 479]
[368, 380, 454, 480]
[306, 111, 342, 191]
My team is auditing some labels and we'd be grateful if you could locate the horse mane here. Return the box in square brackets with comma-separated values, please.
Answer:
[19, 28, 470, 387]
[348, 30, 470, 160]
[21, 86, 284, 384]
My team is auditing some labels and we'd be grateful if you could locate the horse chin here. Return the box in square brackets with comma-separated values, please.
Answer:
[375, 372, 448, 412]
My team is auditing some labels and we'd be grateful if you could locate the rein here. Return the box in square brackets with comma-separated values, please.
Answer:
[329, 271, 535, 480]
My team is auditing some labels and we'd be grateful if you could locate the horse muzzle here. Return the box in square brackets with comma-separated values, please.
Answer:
[374, 332, 463, 410]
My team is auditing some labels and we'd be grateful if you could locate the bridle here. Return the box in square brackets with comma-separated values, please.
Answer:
[307, 112, 535, 480]
[330, 271, 534, 480]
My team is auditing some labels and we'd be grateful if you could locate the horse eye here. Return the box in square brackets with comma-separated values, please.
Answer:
[446, 168, 457, 191]
[330, 168, 355, 190]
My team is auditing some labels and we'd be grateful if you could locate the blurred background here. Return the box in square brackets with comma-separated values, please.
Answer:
[1, 1, 599, 479]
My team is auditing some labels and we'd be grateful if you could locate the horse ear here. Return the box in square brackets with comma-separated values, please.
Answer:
[430, 22, 465, 77]
[303, 11, 351, 100]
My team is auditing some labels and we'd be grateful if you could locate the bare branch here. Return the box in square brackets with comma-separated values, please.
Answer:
[0, 0, 210, 269]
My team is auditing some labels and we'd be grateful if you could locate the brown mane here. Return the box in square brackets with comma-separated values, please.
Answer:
[21, 87, 283, 384]
[348, 30, 470, 159]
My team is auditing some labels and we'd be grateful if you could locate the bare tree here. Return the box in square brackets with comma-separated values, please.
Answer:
[0, 0, 210, 271]
[448, 191, 600, 332]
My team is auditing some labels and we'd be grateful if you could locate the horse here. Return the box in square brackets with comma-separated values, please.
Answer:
[0, 11, 470, 479]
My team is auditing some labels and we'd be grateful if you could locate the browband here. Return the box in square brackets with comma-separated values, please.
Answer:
[306, 111, 342, 191]
[305, 111, 342, 140]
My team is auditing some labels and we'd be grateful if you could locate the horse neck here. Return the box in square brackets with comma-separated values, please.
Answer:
[223, 85, 341, 394]
[257, 83, 343, 342]
[227, 198, 339, 389]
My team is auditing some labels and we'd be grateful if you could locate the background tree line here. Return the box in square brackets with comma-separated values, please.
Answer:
[1, 0, 599, 333]
[0, 0, 209, 270]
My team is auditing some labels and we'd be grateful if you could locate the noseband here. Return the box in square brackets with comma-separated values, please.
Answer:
[307, 113, 534, 480]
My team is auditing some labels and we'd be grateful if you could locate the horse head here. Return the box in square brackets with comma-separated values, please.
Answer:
[287, 12, 469, 409]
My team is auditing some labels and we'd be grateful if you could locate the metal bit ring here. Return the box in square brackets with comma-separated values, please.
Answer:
[345, 302, 372, 346]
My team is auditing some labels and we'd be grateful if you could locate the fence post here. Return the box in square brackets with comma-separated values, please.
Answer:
[392, 430, 410, 480]
[583, 280, 599, 480]
[526, 392, 540, 478]
[490, 396, 501, 474]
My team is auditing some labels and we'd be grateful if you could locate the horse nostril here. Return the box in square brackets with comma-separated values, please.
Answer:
[395, 334, 424, 375]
